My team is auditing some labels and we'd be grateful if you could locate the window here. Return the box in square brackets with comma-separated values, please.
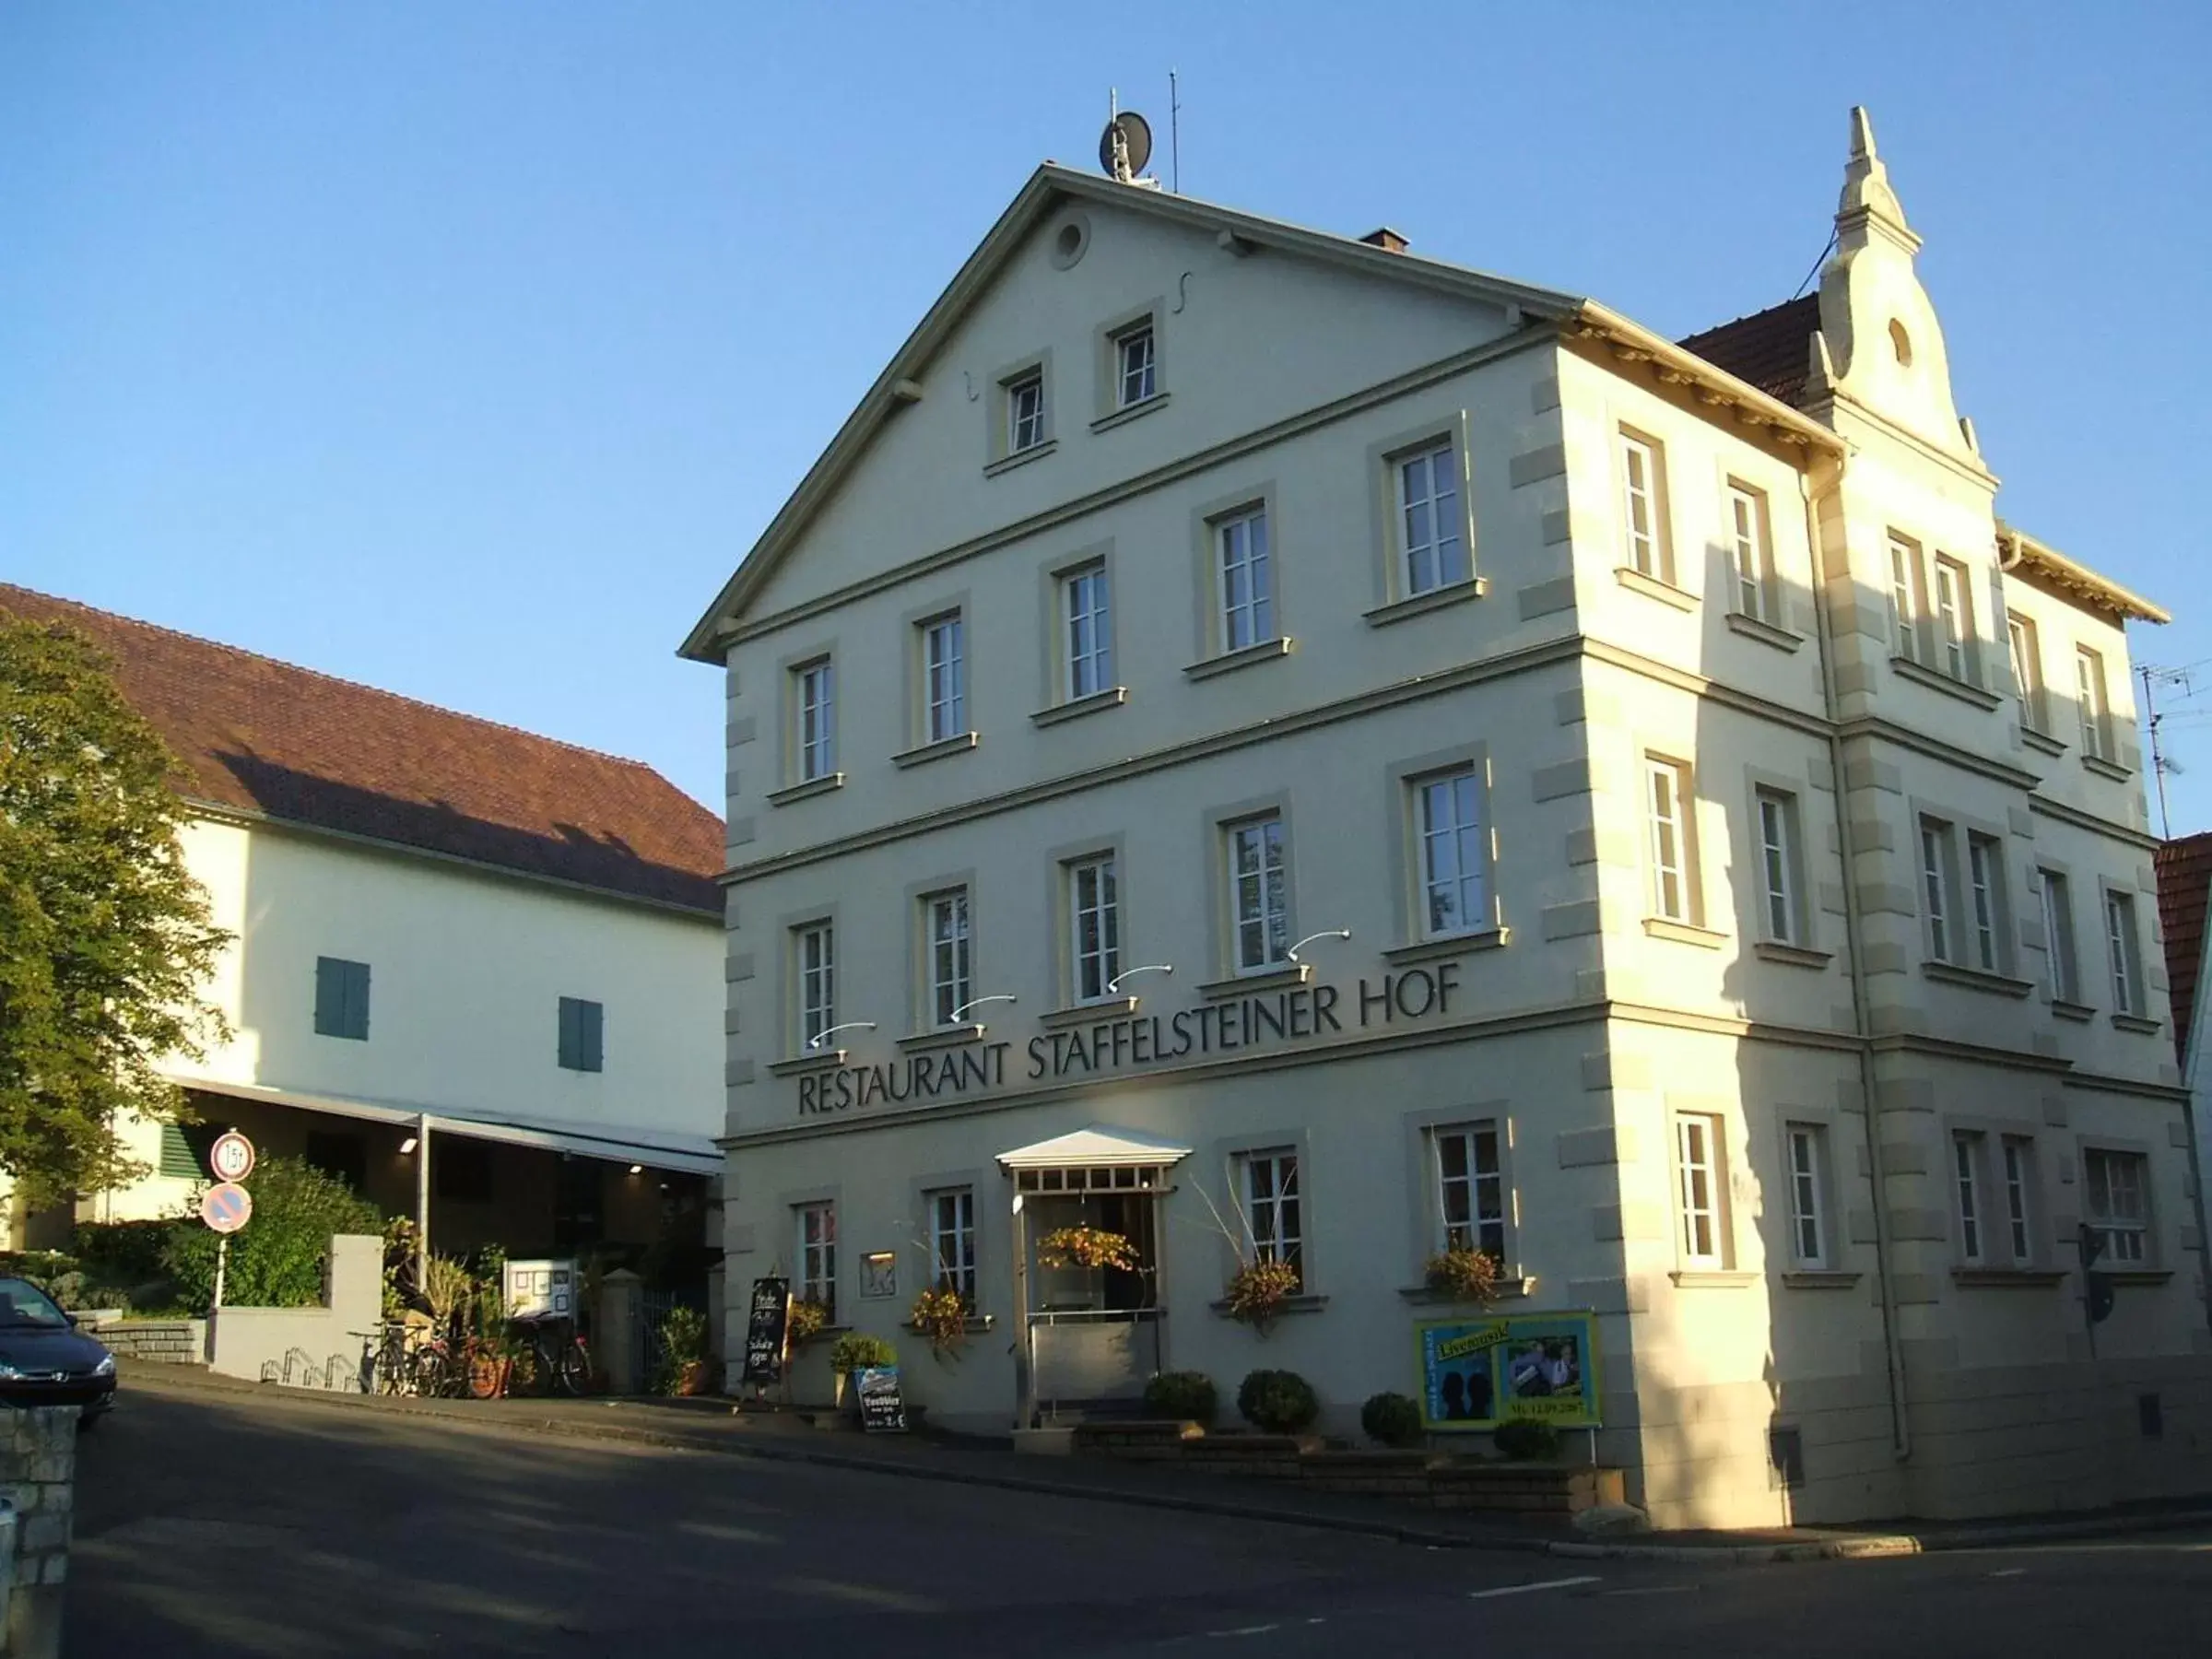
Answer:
[927, 888, 972, 1028]
[558, 996, 604, 1073]
[1417, 767, 1487, 938]
[2040, 870, 2078, 1003]
[794, 660, 836, 782]
[313, 956, 371, 1041]
[1396, 440, 1467, 595]
[1966, 833, 2004, 972]
[2002, 1137, 2034, 1264]
[2084, 1149, 2149, 1265]
[1756, 789, 1800, 944]
[1431, 1123, 1506, 1262]
[927, 1188, 977, 1310]
[796, 1201, 837, 1318]
[1646, 759, 1692, 923]
[435, 1137, 493, 1205]
[1006, 371, 1045, 453]
[1216, 508, 1274, 652]
[1619, 432, 1663, 578]
[1062, 563, 1112, 700]
[1785, 1124, 1828, 1267]
[1952, 1132, 1991, 1262]
[2077, 648, 2110, 760]
[1888, 535, 1922, 663]
[1240, 1148, 1303, 1283]
[2105, 889, 2144, 1015]
[1932, 556, 1972, 682]
[159, 1123, 207, 1181]
[1920, 819, 1954, 962]
[1114, 324, 1155, 407]
[1067, 856, 1120, 1003]
[1228, 815, 1289, 971]
[794, 922, 835, 1050]
[1675, 1115, 1724, 1265]
[1727, 483, 1769, 619]
[2008, 614, 2045, 732]
[921, 615, 965, 743]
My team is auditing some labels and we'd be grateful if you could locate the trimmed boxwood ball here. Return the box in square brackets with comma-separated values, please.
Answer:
[1143, 1370, 1218, 1425]
[1360, 1391, 1423, 1448]
[1492, 1418, 1561, 1461]
[1237, 1368, 1320, 1433]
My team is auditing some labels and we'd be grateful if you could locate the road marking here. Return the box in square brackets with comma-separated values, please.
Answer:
[1603, 1584, 1699, 1596]
[1988, 1568, 2028, 1578]
[1205, 1624, 1280, 1638]
[1468, 1575, 1602, 1599]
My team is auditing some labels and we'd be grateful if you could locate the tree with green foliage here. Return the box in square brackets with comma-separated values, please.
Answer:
[161, 1157, 382, 1311]
[0, 612, 230, 1205]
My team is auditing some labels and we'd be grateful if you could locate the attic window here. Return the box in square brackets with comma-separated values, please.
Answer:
[1051, 217, 1090, 271]
[1888, 320, 1912, 367]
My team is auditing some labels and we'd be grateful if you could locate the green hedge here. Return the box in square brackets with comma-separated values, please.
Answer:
[161, 1158, 382, 1311]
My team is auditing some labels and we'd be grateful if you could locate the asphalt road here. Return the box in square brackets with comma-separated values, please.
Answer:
[69, 1387, 2212, 1657]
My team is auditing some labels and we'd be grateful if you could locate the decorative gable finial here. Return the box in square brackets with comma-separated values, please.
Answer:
[1836, 104, 1918, 253]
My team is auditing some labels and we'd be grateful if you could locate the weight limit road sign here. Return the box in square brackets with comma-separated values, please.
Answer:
[208, 1131, 255, 1183]
[201, 1182, 253, 1234]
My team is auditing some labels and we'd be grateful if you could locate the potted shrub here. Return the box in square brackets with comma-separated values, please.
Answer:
[1360, 1391, 1423, 1449]
[1143, 1370, 1218, 1427]
[1422, 1246, 1502, 1304]
[1222, 1258, 1301, 1334]
[1492, 1418, 1561, 1462]
[908, 1284, 970, 1355]
[1035, 1226, 1138, 1271]
[1237, 1368, 1320, 1434]
[656, 1305, 711, 1396]
[828, 1331, 897, 1416]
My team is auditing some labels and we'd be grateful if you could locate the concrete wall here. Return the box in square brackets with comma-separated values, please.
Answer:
[206, 1232, 382, 1391]
[1, 1406, 78, 1659]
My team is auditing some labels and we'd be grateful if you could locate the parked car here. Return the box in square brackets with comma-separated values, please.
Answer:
[0, 1276, 116, 1429]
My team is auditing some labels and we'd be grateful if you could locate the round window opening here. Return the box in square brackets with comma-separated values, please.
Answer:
[1050, 216, 1090, 270]
[1888, 319, 1913, 367]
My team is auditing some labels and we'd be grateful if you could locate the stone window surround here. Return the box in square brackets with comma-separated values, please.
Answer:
[1365, 407, 1479, 612]
[1667, 1102, 1736, 1273]
[985, 348, 1055, 473]
[1093, 298, 1168, 428]
[1639, 743, 1709, 932]
[908, 1165, 997, 1316]
[1043, 830, 1130, 1013]
[2026, 857, 2089, 1015]
[1939, 1112, 2047, 1269]
[1198, 789, 1299, 983]
[904, 867, 980, 1037]
[1397, 1101, 1520, 1278]
[1204, 1125, 1320, 1299]
[2095, 874, 2152, 1023]
[1613, 417, 1678, 590]
[779, 1182, 844, 1316]
[1033, 536, 1123, 715]
[2075, 1132, 2160, 1270]
[1186, 477, 1286, 669]
[1907, 792, 2021, 981]
[776, 900, 842, 1061]
[1773, 1105, 1845, 1273]
[1740, 762, 1819, 954]
[1382, 741, 1502, 950]
[900, 591, 976, 758]
[774, 638, 841, 796]
[1718, 464, 1782, 627]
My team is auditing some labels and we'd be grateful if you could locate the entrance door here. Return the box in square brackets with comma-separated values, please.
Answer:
[1024, 1190, 1160, 1412]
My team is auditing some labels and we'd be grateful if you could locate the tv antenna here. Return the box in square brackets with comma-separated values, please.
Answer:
[2141, 663, 2200, 840]
[1100, 91, 1156, 188]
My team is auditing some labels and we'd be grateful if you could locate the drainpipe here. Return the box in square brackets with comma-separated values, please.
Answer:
[1801, 457, 1912, 1463]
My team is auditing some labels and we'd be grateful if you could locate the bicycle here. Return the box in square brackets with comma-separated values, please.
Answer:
[511, 1312, 591, 1397]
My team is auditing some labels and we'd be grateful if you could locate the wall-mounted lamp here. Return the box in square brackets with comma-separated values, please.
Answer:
[949, 994, 1018, 1023]
[1105, 964, 1174, 996]
[1287, 928, 1353, 963]
[398, 1136, 418, 1155]
[807, 1020, 877, 1051]
[628, 1164, 644, 1175]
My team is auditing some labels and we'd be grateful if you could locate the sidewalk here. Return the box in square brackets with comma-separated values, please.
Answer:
[111, 1359, 2209, 1563]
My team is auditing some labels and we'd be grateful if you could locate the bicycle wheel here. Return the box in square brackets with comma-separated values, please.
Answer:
[549, 1335, 591, 1397]
[410, 1343, 453, 1398]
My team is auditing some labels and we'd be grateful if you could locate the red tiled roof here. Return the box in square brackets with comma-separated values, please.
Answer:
[2155, 834, 2212, 1063]
[0, 585, 724, 915]
[1677, 295, 1822, 406]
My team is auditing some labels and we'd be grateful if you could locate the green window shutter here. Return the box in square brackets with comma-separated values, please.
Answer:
[580, 1000, 604, 1072]
[159, 1124, 198, 1180]
[314, 957, 344, 1035]
[558, 996, 580, 1069]
[348, 961, 371, 1040]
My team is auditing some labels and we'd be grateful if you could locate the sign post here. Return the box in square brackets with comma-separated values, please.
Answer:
[201, 1133, 256, 1315]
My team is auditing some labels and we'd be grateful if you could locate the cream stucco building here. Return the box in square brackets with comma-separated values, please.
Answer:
[686, 112, 2211, 1525]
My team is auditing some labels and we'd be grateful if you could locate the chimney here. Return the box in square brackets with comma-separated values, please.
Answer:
[1359, 227, 1408, 253]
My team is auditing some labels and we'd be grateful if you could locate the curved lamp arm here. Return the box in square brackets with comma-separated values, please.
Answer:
[1287, 928, 1353, 963]
[1105, 964, 1175, 996]
[949, 994, 1018, 1023]
[806, 1020, 877, 1051]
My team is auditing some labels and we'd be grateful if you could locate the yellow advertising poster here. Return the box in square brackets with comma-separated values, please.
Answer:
[1415, 1311, 1600, 1430]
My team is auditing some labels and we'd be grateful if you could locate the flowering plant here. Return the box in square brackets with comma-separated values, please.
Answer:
[909, 1284, 971, 1353]
[786, 1298, 831, 1342]
[1036, 1226, 1139, 1272]
[1223, 1258, 1302, 1334]
[1422, 1246, 1502, 1305]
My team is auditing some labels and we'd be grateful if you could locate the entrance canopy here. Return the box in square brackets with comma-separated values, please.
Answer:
[996, 1125, 1191, 1194]
[172, 1075, 723, 1176]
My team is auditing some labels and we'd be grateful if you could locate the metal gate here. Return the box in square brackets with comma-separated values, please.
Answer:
[639, 1288, 706, 1388]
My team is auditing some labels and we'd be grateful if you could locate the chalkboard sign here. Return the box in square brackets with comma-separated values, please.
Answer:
[854, 1365, 907, 1433]
[740, 1277, 792, 1385]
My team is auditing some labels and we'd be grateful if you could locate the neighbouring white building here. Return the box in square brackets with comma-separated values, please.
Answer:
[685, 111, 2211, 1525]
[2, 585, 726, 1266]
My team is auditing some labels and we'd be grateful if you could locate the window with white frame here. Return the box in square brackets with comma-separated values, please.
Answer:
[1227, 815, 1289, 971]
[796, 1200, 837, 1317]
[1888, 535, 1922, 663]
[1646, 758, 1694, 924]
[794, 922, 834, 1050]
[927, 1187, 977, 1309]
[1675, 1114, 1725, 1266]
[2077, 647, 2111, 760]
[1952, 1132, 1985, 1263]
[2008, 613, 2045, 732]
[1727, 482, 1769, 619]
[2104, 888, 2144, 1015]
[921, 614, 965, 743]
[1062, 562, 1112, 700]
[1920, 818, 1956, 962]
[1932, 556, 1973, 682]
[1395, 440, 1467, 596]
[1216, 506, 1274, 653]
[926, 888, 971, 1028]
[1966, 832, 2005, 972]
[1619, 431, 1665, 579]
[1430, 1123, 1507, 1262]
[1756, 788, 1801, 944]
[2039, 868, 2079, 1003]
[1067, 855, 1120, 1004]
[1784, 1124, 1829, 1268]
[1114, 323, 1156, 407]
[2084, 1148, 2149, 1264]
[2002, 1136, 2035, 1265]
[1006, 370, 1045, 453]
[1239, 1148, 1303, 1283]
[794, 660, 836, 782]
[1415, 767, 1487, 938]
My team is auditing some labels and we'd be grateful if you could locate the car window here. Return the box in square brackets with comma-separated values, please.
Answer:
[0, 1278, 68, 1328]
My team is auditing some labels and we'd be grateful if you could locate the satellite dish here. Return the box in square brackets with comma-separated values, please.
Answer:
[1100, 111, 1153, 182]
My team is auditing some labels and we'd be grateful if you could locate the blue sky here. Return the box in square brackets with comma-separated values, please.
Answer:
[5, 4, 2208, 824]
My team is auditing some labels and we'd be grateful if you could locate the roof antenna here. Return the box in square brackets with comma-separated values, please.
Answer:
[1099, 91, 1158, 190]
[1169, 68, 1181, 194]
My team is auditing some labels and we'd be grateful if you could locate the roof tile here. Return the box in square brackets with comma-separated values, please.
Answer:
[2154, 833, 2212, 1061]
[1677, 294, 1822, 405]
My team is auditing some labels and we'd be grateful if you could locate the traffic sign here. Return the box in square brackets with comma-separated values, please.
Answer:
[208, 1131, 255, 1183]
[201, 1182, 253, 1234]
